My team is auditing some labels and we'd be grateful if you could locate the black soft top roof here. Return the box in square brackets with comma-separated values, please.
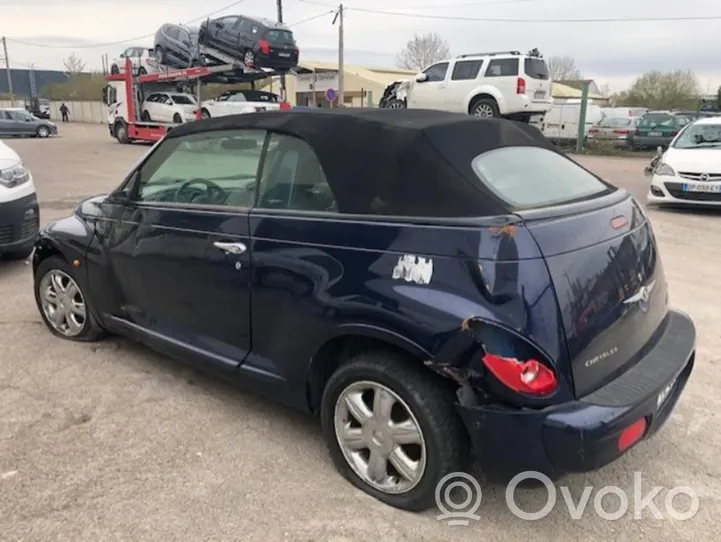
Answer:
[167, 109, 556, 217]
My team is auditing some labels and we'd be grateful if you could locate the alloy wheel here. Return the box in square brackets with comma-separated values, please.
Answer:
[473, 103, 495, 117]
[38, 270, 87, 337]
[334, 380, 427, 494]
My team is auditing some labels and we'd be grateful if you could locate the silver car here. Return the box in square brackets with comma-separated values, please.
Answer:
[0, 108, 57, 138]
[587, 116, 636, 147]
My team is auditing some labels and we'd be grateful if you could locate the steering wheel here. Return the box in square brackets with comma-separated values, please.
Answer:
[174, 178, 227, 204]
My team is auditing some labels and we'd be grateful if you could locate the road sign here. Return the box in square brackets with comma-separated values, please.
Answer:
[325, 88, 337, 102]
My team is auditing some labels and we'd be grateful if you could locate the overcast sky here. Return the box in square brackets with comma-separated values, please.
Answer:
[2, 0, 720, 92]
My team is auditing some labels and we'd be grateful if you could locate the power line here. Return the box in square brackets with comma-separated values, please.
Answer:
[344, 6, 721, 23]
[5, 0, 249, 49]
[288, 9, 336, 27]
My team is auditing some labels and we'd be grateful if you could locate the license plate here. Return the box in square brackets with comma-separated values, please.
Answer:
[682, 183, 721, 193]
[657, 377, 677, 409]
[278, 53, 290, 57]
[534, 91, 546, 99]
[649, 131, 662, 136]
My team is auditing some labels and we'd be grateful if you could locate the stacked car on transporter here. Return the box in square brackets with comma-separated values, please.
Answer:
[102, 14, 299, 143]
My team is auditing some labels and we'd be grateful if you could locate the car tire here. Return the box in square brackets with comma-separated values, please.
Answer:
[173, 113, 182, 124]
[34, 256, 105, 342]
[36, 125, 50, 138]
[469, 97, 499, 118]
[138, 67, 147, 76]
[114, 120, 130, 144]
[141, 110, 152, 122]
[243, 49, 256, 68]
[320, 350, 468, 512]
[386, 99, 406, 109]
[110, 64, 119, 75]
[155, 46, 165, 65]
[200, 108, 211, 119]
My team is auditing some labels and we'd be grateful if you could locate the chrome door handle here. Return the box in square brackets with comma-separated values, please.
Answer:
[213, 241, 246, 254]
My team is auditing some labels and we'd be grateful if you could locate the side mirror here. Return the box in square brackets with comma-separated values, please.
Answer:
[415, 72, 428, 83]
[656, 145, 663, 156]
[108, 188, 131, 203]
[214, 22, 224, 28]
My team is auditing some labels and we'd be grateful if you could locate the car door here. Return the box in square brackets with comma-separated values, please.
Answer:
[218, 16, 240, 52]
[235, 18, 254, 51]
[408, 62, 450, 109]
[155, 94, 173, 122]
[6, 110, 36, 134]
[0, 110, 14, 135]
[484, 58, 520, 111]
[91, 128, 266, 371]
[249, 131, 341, 388]
[445, 59, 484, 113]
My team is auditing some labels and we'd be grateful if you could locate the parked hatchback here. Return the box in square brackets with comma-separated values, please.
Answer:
[141, 92, 199, 123]
[199, 15, 299, 70]
[154, 23, 202, 69]
[0, 108, 57, 138]
[31, 109, 695, 512]
[631, 112, 688, 150]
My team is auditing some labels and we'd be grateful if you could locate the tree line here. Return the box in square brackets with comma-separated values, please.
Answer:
[5, 47, 718, 112]
[396, 32, 720, 111]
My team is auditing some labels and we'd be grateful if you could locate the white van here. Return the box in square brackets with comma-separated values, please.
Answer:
[0, 140, 39, 259]
[532, 103, 603, 143]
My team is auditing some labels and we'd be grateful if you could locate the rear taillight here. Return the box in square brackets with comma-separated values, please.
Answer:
[618, 418, 647, 451]
[258, 39, 270, 55]
[613, 129, 629, 134]
[481, 354, 556, 396]
[516, 77, 526, 94]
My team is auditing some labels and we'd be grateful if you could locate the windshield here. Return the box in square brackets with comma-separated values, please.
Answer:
[471, 146, 612, 209]
[638, 114, 676, 128]
[524, 58, 549, 80]
[171, 95, 196, 105]
[242, 91, 279, 102]
[598, 117, 633, 128]
[672, 123, 721, 149]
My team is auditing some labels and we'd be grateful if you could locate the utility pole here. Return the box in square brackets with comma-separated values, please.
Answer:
[1, 37, 15, 106]
[332, 4, 344, 106]
[276, 0, 286, 102]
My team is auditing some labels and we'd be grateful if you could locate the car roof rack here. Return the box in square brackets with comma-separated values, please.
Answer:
[457, 51, 522, 58]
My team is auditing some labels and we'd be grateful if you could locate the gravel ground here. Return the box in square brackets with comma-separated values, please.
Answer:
[0, 124, 718, 541]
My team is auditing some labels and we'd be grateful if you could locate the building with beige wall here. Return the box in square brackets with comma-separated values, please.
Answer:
[258, 61, 416, 107]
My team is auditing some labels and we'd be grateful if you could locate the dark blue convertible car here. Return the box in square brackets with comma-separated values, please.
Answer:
[31, 109, 695, 512]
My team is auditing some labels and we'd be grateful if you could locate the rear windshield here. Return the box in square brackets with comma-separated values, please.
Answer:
[471, 146, 611, 209]
[524, 58, 549, 80]
[638, 114, 675, 127]
[171, 95, 195, 105]
[598, 117, 632, 127]
[266, 29, 295, 43]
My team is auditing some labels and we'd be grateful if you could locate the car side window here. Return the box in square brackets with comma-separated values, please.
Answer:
[237, 19, 252, 33]
[134, 129, 267, 208]
[256, 133, 336, 213]
[229, 93, 247, 102]
[7, 110, 30, 121]
[451, 60, 484, 81]
[423, 62, 449, 82]
[485, 58, 519, 77]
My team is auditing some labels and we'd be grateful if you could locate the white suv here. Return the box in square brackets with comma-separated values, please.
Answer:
[404, 49, 553, 122]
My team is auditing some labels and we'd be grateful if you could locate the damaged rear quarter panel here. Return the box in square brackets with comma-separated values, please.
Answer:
[248, 214, 571, 407]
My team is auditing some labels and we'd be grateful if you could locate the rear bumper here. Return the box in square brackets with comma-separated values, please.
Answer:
[632, 135, 674, 148]
[255, 51, 298, 69]
[456, 309, 695, 477]
[0, 192, 40, 250]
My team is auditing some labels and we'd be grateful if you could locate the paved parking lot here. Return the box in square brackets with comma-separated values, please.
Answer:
[1, 124, 719, 541]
